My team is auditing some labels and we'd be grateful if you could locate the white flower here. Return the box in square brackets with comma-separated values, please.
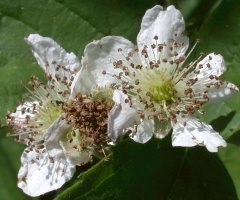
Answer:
[8, 34, 80, 144]
[7, 34, 81, 196]
[78, 5, 238, 152]
[7, 34, 120, 196]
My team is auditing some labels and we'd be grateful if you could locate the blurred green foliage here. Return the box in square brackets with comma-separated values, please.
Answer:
[55, 138, 237, 200]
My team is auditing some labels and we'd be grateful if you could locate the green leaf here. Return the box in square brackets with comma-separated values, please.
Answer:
[191, 0, 240, 139]
[219, 143, 240, 198]
[178, 0, 222, 35]
[55, 138, 237, 200]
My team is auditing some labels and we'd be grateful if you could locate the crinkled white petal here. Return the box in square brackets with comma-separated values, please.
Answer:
[81, 36, 135, 88]
[208, 82, 239, 100]
[25, 34, 80, 81]
[130, 119, 155, 144]
[18, 147, 75, 197]
[196, 53, 226, 79]
[172, 117, 227, 152]
[137, 5, 189, 61]
[44, 116, 71, 161]
[108, 90, 138, 142]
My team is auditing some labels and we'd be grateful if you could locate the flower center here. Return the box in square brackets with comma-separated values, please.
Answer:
[63, 88, 113, 146]
[148, 79, 177, 103]
[36, 101, 62, 133]
[7, 75, 70, 143]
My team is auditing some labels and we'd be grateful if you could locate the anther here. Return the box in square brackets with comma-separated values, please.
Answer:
[135, 79, 140, 85]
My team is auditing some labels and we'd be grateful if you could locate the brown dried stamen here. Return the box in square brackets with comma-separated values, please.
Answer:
[63, 93, 113, 146]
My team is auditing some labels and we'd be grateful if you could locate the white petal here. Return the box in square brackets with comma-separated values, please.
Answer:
[196, 53, 226, 79]
[209, 82, 239, 100]
[185, 53, 227, 96]
[70, 67, 96, 98]
[154, 119, 171, 139]
[179, 53, 229, 99]
[44, 117, 92, 166]
[112, 89, 130, 105]
[130, 119, 154, 143]
[25, 34, 80, 82]
[172, 117, 227, 152]
[44, 116, 71, 160]
[81, 36, 135, 88]
[108, 90, 138, 142]
[137, 5, 189, 61]
[18, 147, 75, 197]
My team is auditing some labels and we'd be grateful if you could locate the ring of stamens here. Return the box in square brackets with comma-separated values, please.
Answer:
[103, 34, 224, 123]
[7, 60, 78, 143]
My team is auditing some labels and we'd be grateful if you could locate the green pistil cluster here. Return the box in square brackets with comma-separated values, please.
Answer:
[91, 87, 113, 104]
[149, 80, 177, 104]
[36, 101, 62, 135]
